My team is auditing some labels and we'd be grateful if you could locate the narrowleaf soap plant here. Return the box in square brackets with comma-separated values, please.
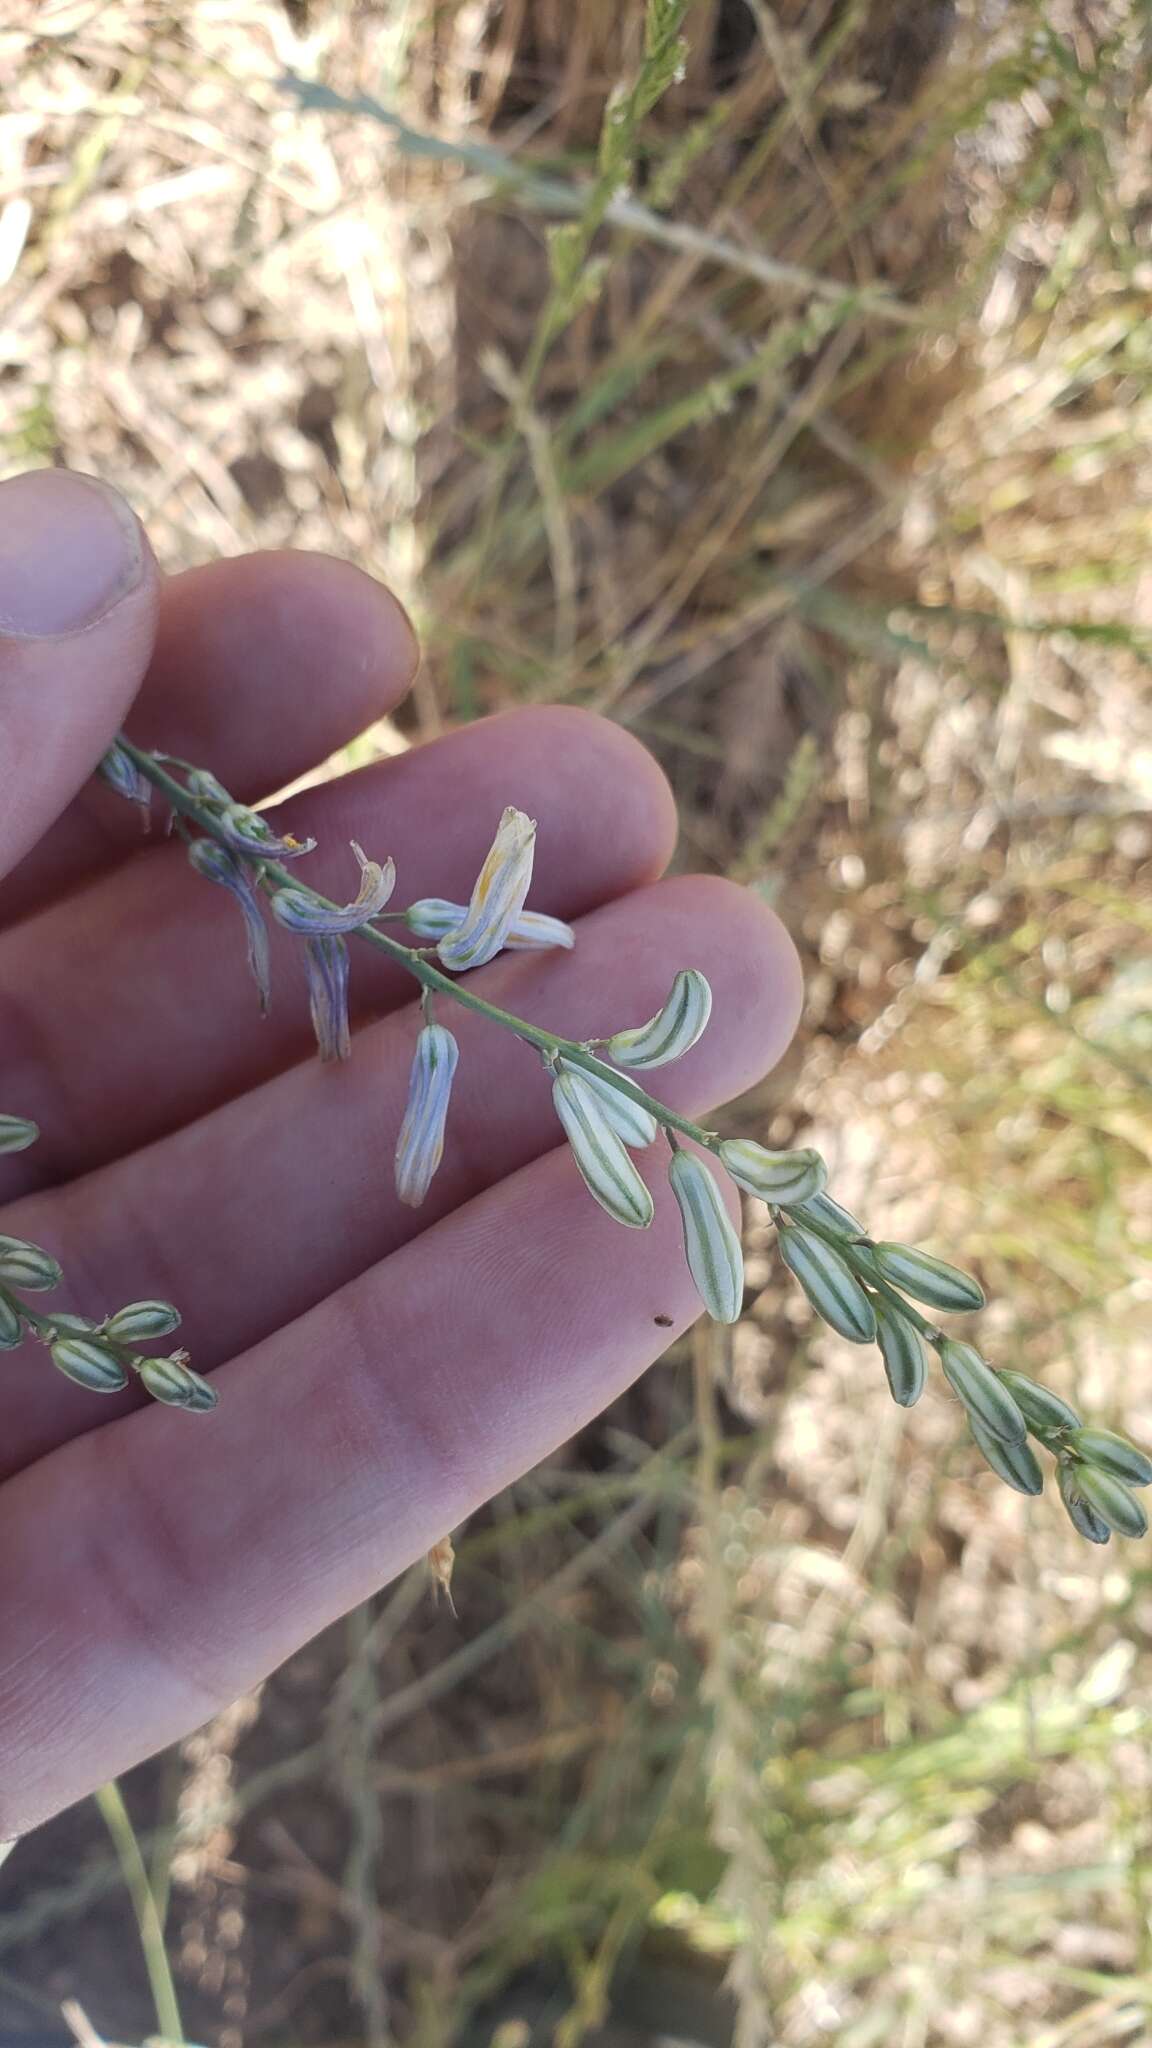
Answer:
[4, 736, 1150, 1549]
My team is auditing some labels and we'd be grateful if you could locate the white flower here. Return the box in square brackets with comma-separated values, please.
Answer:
[395, 1024, 460, 1208]
[437, 809, 537, 972]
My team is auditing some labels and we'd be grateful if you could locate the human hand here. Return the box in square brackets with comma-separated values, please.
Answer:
[0, 468, 800, 1837]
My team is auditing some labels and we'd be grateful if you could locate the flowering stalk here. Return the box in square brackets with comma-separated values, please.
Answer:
[69, 735, 1148, 1544]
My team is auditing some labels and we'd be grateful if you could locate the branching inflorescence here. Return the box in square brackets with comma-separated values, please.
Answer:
[4, 736, 1149, 1549]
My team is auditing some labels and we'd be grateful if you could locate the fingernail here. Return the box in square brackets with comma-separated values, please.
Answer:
[0, 469, 144, 638]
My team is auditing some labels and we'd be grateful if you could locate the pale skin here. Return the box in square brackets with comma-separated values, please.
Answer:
[0, 468, 801, 1839]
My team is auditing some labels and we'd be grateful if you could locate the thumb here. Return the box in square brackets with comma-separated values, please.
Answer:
[0, 469, 160, 880]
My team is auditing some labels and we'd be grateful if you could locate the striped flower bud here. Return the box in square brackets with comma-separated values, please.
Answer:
[103, 1300, 182, 1344]
[776, 1225, 877, 1345]
[1072, 1462, 1148, 1540]
[303, 934, 351, 1062]
[969, 1417, 1044, 1496]
[438, 808, 537, 972]
[869, 1243, 985, 1313]
[874, 1299, 927, 1407]
[1058, 1463, 1111, 1545]
[937, 1339, 1026, 1445]
[217, 803, 316, 859]
[0, 1235, 62, 1292]
[560, 1062, 657, 1149]
[50, 1336, 128, 1393]
[718, 1140, 827, 1208]
[0, 1293, 24, 1349]
[395, 1024, 460, 1208]
[668, 1149, 744, 1324]
[997, 1371, 1080, 1435]
[0, 1114, 38, 1155]
[552, 1069, 654, 1230]
[138, 1354, 218, 1412]
[270, 842, 395, 935]
[1068, 1428, 1152, 1490]
[98, 741, 151, 815]
[188, 838, 272, 1013]
[605, 969, 712, 1070]
[405, 899, 574, 952]
[790, 1191, 868, 1240]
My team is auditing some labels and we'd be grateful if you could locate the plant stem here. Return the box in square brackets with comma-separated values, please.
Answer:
[94, 1779, 184, 2043]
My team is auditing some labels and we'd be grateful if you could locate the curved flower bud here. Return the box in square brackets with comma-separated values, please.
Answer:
[186, 769, 232, 803]
[669, 1149, 744, 1324]
[552, 1069, 654, 1229]
[271, 843, 395, 936]
[98, 742, 151, 819]
[790, 1191, 868, 1240]
[1058, 1463, 1111, 1544]
[605, 969, 712, 1070]
[1073, 1462, 1148, 1540]
[970, 1417, 1044, 1495]
[138, 1353, 218, 1411]
[718, 1140, 826, 1208]
[304, 935, 351, 1061]
[0, 1293, 24, 1349]
[1068, 1427, 1152, 1490]
[0, 1114, 39, 1155]
[938, 1339, 1026, 1445]
[395, 1024, 460, 1208]
[997, 1371, 1080, 1435]
[405, 899, 575, 952]
[776, 1225, 877, 1345]
[103, 1300, 182, 1344]
[438, 808, 538, 972]
[869, 1242, 985, 1313]
[0, 1235, 62, 1292]
[188, 837, 272, 1013]
[560, 1062, 657, 1149]
[217, 803, 316, 859]
[50, 1335, 128, 1393]
[874, 1299, 927, 1407]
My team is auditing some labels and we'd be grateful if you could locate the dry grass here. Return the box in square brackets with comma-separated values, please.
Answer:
[3, 1, 1152, 2042]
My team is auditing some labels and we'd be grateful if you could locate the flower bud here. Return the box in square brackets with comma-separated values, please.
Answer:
[937, 1340, 1025, 1444]
[1068, 1428, 1152, 1490]
[1072, 1463, 1148, 1540]
[1058, 1464, 1110, 1544]
[438, 808, 537, 971]
[303, 934, 351, 1062]
[50, 1336, 128, 1393]
[874, 1300, 926, 1407]
[776, 1225, 877, 1345]
[218, 803, 315, 859]
[996, 1372, 1080, 1436]
[718, 1140, 826, 1208]
[138, 1354, 218, 1411]
[0, 1114, 39, 1155]
[606, 969, 712, 1069]
[98, 741, 151, 815]
[188, 838, 272, 1013]
[969, 1417, 1044, 1495]
[103, 1300, 182, 1344]
[790, 1191, 868, 1240]
[405, 899, 574, 952]
[869, 1243, 985, 1313]
[0, 1235, 62, 1292]
[0, 1293, 24, 1349]
[395, 1024, 460, 1207]
[552, 1069, 654, 1230]
[270, 843, 395, 935]
[668, 1149, 744, 1325]
[561, 1063, 657, 1149]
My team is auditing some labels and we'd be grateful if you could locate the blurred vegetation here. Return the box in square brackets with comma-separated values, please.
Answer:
[3, 0, 1151, 2042]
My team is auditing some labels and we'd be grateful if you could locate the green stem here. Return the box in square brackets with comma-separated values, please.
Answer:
[94, 1779, 185, 2042]
[119, 739, 720, 1150]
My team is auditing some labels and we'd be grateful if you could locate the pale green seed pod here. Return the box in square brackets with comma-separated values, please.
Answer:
[0, 1235, 62, 1292]
[0, 1115, 38, 1155]
[1058, 1463, 1110, 1544]
[0, 1292, 24, 1349]
[561, 1063, 657, 1149]
[103, 1300, 183, 1344]
[1073, 1463, 1148, 1540]
[718, 1140, 826, 1208]
[937, 1340, 1026, 1445]
[776, 1225, 877, 1345]
[869, 1243, 985, 1313]
[138, 1354, 218, 1412]
[606, 969, 712, 1069]
[395, 1024, 460, 1207]
[997, 1371, 1080, 1436]
[552, 1070, 654, 1230]
[1069, 1428, 1152, 1490]
[50, 1336, 128, 1393]
[790, 1191, 868, 1240]
[438, 808, 537, 971]
[874, 1300, 927, 1407]
[970, 1417, 1044, 1496]
[668, 1149, 744, 1324]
